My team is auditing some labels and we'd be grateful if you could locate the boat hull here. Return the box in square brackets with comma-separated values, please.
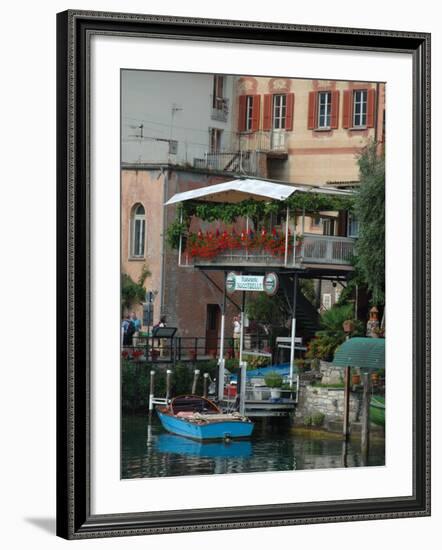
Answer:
[157, 410, 254, 440]
[369, 396, 385, 426]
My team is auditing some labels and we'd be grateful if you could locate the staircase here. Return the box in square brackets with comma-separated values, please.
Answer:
[280, 275, 320, 340]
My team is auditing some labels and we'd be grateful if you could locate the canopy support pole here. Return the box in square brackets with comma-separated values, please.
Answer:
[289, 273, 298, 388]
[239, 291, 247, 417]
[284, 206, 290, 266]
[217, 272, 227, 401]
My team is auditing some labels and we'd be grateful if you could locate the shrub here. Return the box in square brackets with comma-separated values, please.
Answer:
[311, 412, 326, 427]
[303, 415, 312, 426]
[264, 371, 283, 388]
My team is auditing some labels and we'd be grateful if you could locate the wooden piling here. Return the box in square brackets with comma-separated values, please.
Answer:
[166, 369, 172, 400]
[361, 373, 371, 464]
[148, 370, 155, 414]
[343, 366, 351, 439]
[192, 369, 200, 395]
[203, 373, 209, 398]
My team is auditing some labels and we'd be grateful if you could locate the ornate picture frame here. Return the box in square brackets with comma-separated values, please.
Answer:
[56, 10, 430, 539]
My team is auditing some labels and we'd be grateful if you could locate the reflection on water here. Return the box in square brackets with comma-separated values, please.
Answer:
[121, 414, 385, 479]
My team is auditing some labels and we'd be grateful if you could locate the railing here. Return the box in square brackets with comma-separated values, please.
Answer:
[300, 234, 355, 265]
[211, 97, 229, 122]
[122, 334, 271, 364]
[235, 130, 288, 153]
[182, 235, 355, 268]
[183, 247, 297, 267]
[193, 150, 264, 176]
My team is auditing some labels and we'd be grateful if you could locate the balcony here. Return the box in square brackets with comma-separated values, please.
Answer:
[236, 130, 288, 155]
[194, 150, 265, 177]
[179, 234, 355, 270]
[211, 97, 229, 122]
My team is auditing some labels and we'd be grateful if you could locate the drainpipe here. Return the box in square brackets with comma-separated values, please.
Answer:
[374, 82, 379, 144]
[159, 167, 168, 316]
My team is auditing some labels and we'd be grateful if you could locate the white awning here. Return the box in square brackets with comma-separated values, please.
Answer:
[164, 178, 353, 205]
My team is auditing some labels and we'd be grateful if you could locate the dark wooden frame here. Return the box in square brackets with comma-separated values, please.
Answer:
[56, 9, 431, 539]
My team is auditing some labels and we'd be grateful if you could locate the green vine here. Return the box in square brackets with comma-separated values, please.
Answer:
[167, 192, 354, 250]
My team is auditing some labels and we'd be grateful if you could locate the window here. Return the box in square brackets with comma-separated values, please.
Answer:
[317, 91, 332, 128]
[322, 293, 332, 310]
[343, 88, 375, 129]
[238, 95, 260, 132]
[308, 90, 339, 130]
[263, 93, 294, 132]
[131, 204, 145, 258]
[209, 128, 223, 153]
[212, 75, 224, 109]
[347, 213, 359, 237]
[273, 94, 287, 129]
[353, 90, 367, 127]
[245, 96, 254, 131]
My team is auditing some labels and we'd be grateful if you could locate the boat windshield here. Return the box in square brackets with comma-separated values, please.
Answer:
[171, 396, 220, 415]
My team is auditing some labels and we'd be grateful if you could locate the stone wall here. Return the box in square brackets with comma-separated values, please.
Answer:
[293, 361, 361, 429]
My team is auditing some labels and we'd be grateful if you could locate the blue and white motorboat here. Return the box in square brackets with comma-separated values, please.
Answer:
[156, 395, 254, 440]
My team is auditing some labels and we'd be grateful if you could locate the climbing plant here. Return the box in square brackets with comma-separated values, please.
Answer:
[166, 191, 355, 250]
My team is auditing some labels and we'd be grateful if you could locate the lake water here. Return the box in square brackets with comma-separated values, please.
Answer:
[121, 414, 385, 479]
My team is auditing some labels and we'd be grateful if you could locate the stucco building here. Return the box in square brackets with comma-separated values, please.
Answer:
[121, 72, 385, 343]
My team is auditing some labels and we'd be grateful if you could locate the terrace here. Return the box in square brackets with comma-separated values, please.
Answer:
[166, 178, 356, 272]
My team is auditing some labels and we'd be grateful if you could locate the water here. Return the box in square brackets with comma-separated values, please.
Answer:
[121, 414, 385, 479]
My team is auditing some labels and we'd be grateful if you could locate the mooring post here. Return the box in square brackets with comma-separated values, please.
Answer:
[149, 370, 155, 414]
[203, 372, 209, 398]
[166, 369, 172, 401]
[239, 361, 247, 417]
[192, 369, 200, 395]
[289, 273, 298, 389]
[218, 271, 227, 401]
[343, 365, 351, 439]
[361, 372, 371, 464]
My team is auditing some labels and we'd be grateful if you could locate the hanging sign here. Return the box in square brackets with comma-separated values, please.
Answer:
[226, 272, 264, 293]
[263, 272, 279, 296]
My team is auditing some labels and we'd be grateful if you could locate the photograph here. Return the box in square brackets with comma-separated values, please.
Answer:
[120, 70, 387, 479]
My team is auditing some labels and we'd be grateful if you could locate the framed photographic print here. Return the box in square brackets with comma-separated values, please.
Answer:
[56, 10, 430, 539]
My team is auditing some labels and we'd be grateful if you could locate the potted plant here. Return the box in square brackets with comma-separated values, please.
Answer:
[132, 349, 144, 362]
[264, 371, 283, 399]
[351, 368, 361, 385]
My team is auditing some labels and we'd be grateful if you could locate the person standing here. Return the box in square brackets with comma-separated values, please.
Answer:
[232, 315, 241, 358]
[122, 314, 135, 346]
[130, 311, 142, 335]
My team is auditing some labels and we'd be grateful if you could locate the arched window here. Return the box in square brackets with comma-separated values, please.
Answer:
[131, 204, 146, 258]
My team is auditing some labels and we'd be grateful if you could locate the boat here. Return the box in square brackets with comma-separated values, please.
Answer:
[369, 395, 385, 426]
[156, 434, 252, 458]
[156, 395, 254, 440]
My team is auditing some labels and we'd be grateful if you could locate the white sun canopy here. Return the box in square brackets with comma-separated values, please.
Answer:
[165, 178, 353, 205]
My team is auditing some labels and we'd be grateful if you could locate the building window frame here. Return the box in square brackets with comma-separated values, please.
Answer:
[317, 91, 332, 129]
[212, 75, 225, 109]
[352, 89, 368, 128]
[245, 96, 254, 131]
[347, 213, 360, 238]
[130, 203, 146, 259]
[272, 94, 287, 130]
[209, 127, 223, 153]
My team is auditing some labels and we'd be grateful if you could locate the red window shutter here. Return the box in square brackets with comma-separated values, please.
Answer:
[330, 90, 340, 129]
[342, 90, 352, 129]
[238, 95, 247, 132]
[366, 88, 376, 127]
[307, 91, 317, 130]
[251, 95, 261, 132]
[285, 93, 295, 131]
[263, 94, 273, 131]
